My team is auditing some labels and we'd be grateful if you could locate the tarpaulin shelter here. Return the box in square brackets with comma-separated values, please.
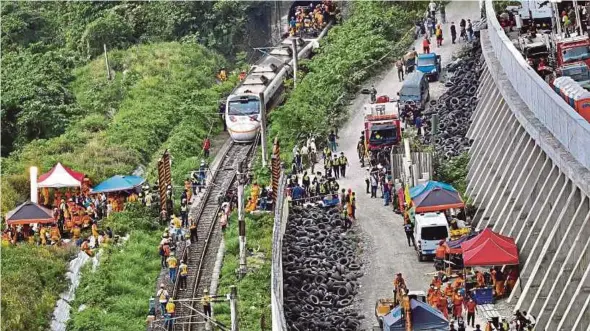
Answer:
[444, 231, 478, 254]
[37, 163, 85, 188]
[382, 299, 448, 331]
[5, 201, 55, 225]
[409, 181, 465, 212]
[461, 229, 519, 266]
[91, 175, 145, 194]
[461, 228, 517, 254]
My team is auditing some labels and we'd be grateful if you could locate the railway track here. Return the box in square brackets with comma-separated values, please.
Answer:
[163, 140, 257, 331]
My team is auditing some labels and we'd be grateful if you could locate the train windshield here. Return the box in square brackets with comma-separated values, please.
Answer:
[369, 125, 397, 145]
[228, 97, 260, 116]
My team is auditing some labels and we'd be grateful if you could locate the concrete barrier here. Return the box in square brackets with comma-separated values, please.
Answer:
[271, 172, 288, 331]
[484, 0, 590, 169]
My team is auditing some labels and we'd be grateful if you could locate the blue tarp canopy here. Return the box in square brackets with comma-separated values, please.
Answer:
[382, 299, 448, 331]
[91, 175, 145, 194]
[409, 181, 457, 199]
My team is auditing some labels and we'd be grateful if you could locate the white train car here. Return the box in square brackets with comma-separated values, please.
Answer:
[226, 27, 330, 142]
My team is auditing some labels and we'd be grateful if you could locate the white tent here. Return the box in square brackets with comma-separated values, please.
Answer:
[37, 163, 85, 188]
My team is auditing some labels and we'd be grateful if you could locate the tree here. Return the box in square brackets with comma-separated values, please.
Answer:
[81, 12, 134, 58]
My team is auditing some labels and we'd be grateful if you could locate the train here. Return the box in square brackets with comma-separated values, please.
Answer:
[225, 3, 333, 142]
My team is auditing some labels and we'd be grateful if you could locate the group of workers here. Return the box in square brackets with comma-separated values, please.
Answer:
[288, 1, 336, 37]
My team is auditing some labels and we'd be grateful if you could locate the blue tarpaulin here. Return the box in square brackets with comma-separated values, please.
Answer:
[382, 299, 449, 331]
[91, 175, 145, 193]
[409, 181, 458, 199]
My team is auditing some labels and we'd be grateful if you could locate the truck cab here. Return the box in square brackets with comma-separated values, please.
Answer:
[416, 53, 442, 81]
[414, 212, 450, 262]
[555, 36, 590, 69]
[363, 102, 401, 152]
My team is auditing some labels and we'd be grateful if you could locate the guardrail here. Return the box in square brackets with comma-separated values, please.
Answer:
[271, 171, 288, 331]
[484, 0, 590, 169]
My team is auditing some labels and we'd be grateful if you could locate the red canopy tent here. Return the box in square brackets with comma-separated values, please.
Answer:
[37, 163, 84, 188]
[462, 238, 519, 266]
[5, 201, 55, 225]
[461, 228, 517, 256]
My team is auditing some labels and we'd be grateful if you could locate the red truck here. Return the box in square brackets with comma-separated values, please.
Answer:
[363, 101, 402, 152]
[554, 35, 590, 69]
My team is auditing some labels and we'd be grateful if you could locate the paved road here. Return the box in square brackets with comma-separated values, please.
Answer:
[331, 1, 482, 329]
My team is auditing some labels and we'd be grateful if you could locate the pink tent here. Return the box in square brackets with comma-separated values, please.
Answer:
[461, 228, 517, 255]
[37, 163, 85, 188]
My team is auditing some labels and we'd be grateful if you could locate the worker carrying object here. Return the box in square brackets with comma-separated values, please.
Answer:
[81, 238, 93, 256]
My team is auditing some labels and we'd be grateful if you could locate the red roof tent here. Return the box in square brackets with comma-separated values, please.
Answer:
[37, 162, 85, 188]
[461, 228, 519, 266]
[461, 228, 517, 255]
[462, 238, 519, 266]
[5, 201, 55, 225]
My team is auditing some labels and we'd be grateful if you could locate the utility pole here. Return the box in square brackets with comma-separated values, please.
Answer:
[229, 285, 239, 331]
[104, 44, 111, 80]
[237, 161, 247, 277]
[259, 92, 268, 167]
[291, 38, 298, 88]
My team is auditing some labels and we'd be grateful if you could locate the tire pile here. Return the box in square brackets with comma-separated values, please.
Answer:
[422, 40, 485, 158]
[283, 205, 363, 330]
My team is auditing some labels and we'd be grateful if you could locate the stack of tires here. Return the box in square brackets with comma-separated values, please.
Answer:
[283, 205, 363, 331]
[423, 40, 484, 158]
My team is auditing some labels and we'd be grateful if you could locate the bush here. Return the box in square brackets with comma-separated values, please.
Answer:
[214, 212, 274, 331]
[1, 245, 76, 331]
[68, 210, 162, 331]
[269, 1, 426, 158]
[434, 152, 470, 198]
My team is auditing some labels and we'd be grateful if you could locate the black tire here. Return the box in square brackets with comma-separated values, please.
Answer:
[418, 252, 423, 262]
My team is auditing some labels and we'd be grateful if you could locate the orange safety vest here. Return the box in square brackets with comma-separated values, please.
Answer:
[435, 245, 446, 259]
[422, 39, 430, 47]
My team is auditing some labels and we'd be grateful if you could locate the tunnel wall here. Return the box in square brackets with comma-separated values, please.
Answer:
[466, 1, 590, 329]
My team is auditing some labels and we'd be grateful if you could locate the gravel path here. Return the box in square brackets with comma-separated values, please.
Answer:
[331, 2, 481, 329]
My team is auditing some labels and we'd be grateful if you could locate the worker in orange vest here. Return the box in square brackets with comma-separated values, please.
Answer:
[453, 292, 464, 319]
[50, 225, 61, 245]
[444, 282, 454, 298]
[436, 291, 448, 318]
[453, 273, 465, 290]
[476, 270, 485, 288]
[91, 221, 99, 241]
[431, 275, 443, 289]
[422, 36, 431, 53]
[81, 238, 93, 256]
[427, 285, 437, 307]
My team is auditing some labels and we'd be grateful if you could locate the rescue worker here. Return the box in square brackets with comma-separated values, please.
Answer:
[453, 291, 464, 319]
[328, 130, 337, 152]
[393, 273, 406, 289]
[179, 260, 188, 290]
[435, 24, 443, 47]
[435, 240, 446, 269]
[369, 85, 377, 103]
[444, 282, 454, 299]
[165, 299, 175, 328]
[324, 155, 332, 178]
[427, 285, 437, 307]
[403, 222, 414, 247]
[476, 270, 485, 288]
[436, 290, 448, 318]
[167, 252, 178, 284]
[332, 154, 340, 179]
[238, 71, 247, 81]
[506, 267, 518, 294]
[453, 273, 465, 290]
[160, 238, 171, 268]
[81, 238, 93, 256]
[203, 137, 211, 158]
[217, 68, 227, 81]
[189, 221, 198, 244]
[91, 220, 99, 246]
[432, 275, 442, 289]
[302, 172, 311, 194]
[157, 284, 169, 316]
[500, 318, 510, 331]
[338, 152, 349, 177]
[40, 226, 48, 246]
[422, 35, 431, 53]
[50, 224, 61, 245]
[172, 215, 182, 242]
[184, 179, 192, 202]
[466, 298, 477, 328]
[495, 268, 506, 297]
[180, 200, 188, 228]
[202, 288, 212, 317]
[42, 187, 50, 206]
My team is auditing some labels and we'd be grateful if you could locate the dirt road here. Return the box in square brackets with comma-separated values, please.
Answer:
[332, 1, 482, 329]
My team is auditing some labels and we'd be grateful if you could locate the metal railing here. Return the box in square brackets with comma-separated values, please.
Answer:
[270, 171, 288, 331]
[484, 0, 590, 169]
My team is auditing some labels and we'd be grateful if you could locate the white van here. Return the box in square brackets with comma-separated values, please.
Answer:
[414, 212, 450, 262]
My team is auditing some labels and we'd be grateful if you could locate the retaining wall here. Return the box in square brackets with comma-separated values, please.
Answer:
[465, 1, 590, 329]
[271, 172, 288, 331]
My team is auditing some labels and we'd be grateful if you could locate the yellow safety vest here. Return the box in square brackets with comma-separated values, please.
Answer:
[201, 295, 211, 305]
[180, 264, 188, 276]
[167, 257, 178, 268]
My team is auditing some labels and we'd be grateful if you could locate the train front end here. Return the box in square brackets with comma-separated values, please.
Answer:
[226, 94, 262, 143]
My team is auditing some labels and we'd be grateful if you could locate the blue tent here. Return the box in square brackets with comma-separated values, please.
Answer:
[91, 175, 145, 193]
[382, 299, 449, 331]
[409, 181, 458, 199]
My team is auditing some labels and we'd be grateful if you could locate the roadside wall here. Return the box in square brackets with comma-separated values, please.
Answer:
[465, 1, 590, 329]
[271, 172, 288, 331]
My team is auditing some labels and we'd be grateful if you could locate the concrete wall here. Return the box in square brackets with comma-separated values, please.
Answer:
[468, 2, 590, 329]
[271, 172, 288, 331]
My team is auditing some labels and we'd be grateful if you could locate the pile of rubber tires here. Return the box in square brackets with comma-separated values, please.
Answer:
[283, 205, 363, 331]
[422, 40, 484, 158]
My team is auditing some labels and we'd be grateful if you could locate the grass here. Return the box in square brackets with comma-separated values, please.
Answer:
[214, 211, 274, 331]
[67, 205, 163, 331]
[1, 244, 76, 331]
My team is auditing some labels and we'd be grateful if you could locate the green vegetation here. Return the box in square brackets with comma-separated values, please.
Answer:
[68, 204, 162, 331]
[434, 152, 470, 198]
[1, 42, 226, 215]
[214, 212, 273, 331]
[269, 1, 427, 157]
[1, 244, 76, 331]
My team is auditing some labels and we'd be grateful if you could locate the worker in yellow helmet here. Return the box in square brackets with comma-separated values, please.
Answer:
[179, 260, 188, 290]
[202, 288, 212, 317]
[165, 298, 175, 328]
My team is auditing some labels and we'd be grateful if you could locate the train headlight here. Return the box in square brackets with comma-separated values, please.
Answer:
[229, 116, 237, 122]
